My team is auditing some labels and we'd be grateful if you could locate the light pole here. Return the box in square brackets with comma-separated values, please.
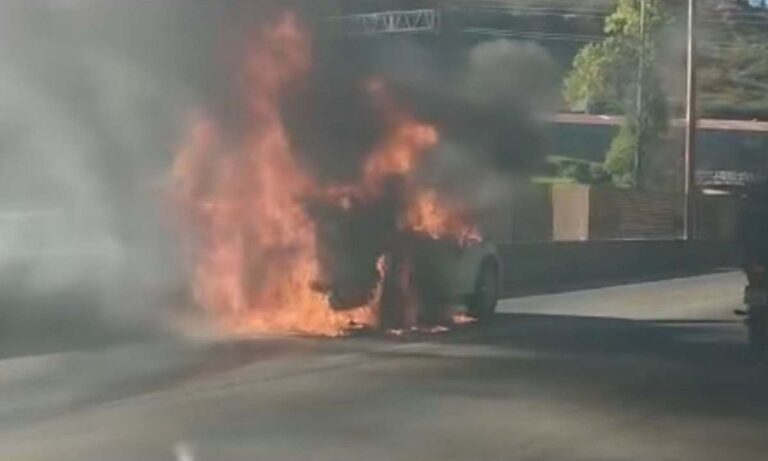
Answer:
[683, 0, 697, 240]
[634, 0, 647, 188]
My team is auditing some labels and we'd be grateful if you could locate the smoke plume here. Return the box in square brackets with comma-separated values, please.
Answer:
[0, 0, 558, 343]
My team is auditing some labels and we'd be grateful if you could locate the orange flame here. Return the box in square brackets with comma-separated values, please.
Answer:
[360, 80, 478, 244]
[173, 14, 373, 336]
[404, 189, 482, 244]
[362, 80, 439, 186]
[172, 13, 481, 336]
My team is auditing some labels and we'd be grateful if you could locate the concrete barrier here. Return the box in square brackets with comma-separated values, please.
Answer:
[498, 240, 739, 297]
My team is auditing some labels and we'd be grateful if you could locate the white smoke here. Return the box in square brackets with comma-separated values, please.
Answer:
[0, 1, 194, 346]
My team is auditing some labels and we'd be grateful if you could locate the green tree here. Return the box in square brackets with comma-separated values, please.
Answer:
[604, 120, 637, 186]
[696, 1, 768, 118]
[564, 0, 671, 186]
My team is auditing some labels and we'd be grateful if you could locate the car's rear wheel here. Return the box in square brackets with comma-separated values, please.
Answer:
[467, 260, 499, 322]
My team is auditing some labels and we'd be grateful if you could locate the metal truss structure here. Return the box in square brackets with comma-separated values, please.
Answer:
[340, 9, 440, 35]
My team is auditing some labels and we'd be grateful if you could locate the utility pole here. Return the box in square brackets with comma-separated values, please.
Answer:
[683, 0, 697, 240]
[634, 0, 647, 188]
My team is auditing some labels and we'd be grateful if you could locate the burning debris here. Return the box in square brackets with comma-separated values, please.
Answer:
[172, 13, 480, 336]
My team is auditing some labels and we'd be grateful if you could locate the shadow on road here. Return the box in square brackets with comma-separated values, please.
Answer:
[372, 312, 768, 424]
[456, 313, 747, 365]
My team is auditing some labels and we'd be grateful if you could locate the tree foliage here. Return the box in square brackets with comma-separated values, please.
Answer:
[604, 120, 637, 186]
[564, 0, 671, 185]
[564, 0, 668, 112]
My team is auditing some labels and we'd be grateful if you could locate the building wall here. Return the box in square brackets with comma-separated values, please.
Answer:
[697, 196, 741, 241]
[479, 183, 552, 243]
[551, 184, 590, 241]
[547, 184, 738, 242]
[548, 119, 768, 189]
[590, 188, 681, 240]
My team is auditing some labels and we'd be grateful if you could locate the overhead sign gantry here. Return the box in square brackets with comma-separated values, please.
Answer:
[336, 9, 440, 35]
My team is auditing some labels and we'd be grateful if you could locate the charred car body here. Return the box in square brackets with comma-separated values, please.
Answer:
[310, 194, 501, 330]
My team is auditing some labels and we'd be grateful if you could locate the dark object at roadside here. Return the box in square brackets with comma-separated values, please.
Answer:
[738, 188, 768, 360]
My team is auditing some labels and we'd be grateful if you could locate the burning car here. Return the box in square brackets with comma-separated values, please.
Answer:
[377, 234, 501, 328]
[172, 13, 502, 336]
[307, 177, 501, 330]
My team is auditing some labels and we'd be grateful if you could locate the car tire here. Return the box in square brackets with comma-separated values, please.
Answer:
[467, 260, 499, 322]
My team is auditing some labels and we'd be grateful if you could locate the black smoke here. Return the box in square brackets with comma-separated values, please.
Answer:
[282, 30, 557, 189]
[277, 14, 558, 310]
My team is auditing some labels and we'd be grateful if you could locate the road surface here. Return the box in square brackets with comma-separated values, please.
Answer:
[2, 271, 767, 461]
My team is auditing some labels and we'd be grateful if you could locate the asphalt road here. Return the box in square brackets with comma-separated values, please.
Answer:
[2, 271, 767, 461]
